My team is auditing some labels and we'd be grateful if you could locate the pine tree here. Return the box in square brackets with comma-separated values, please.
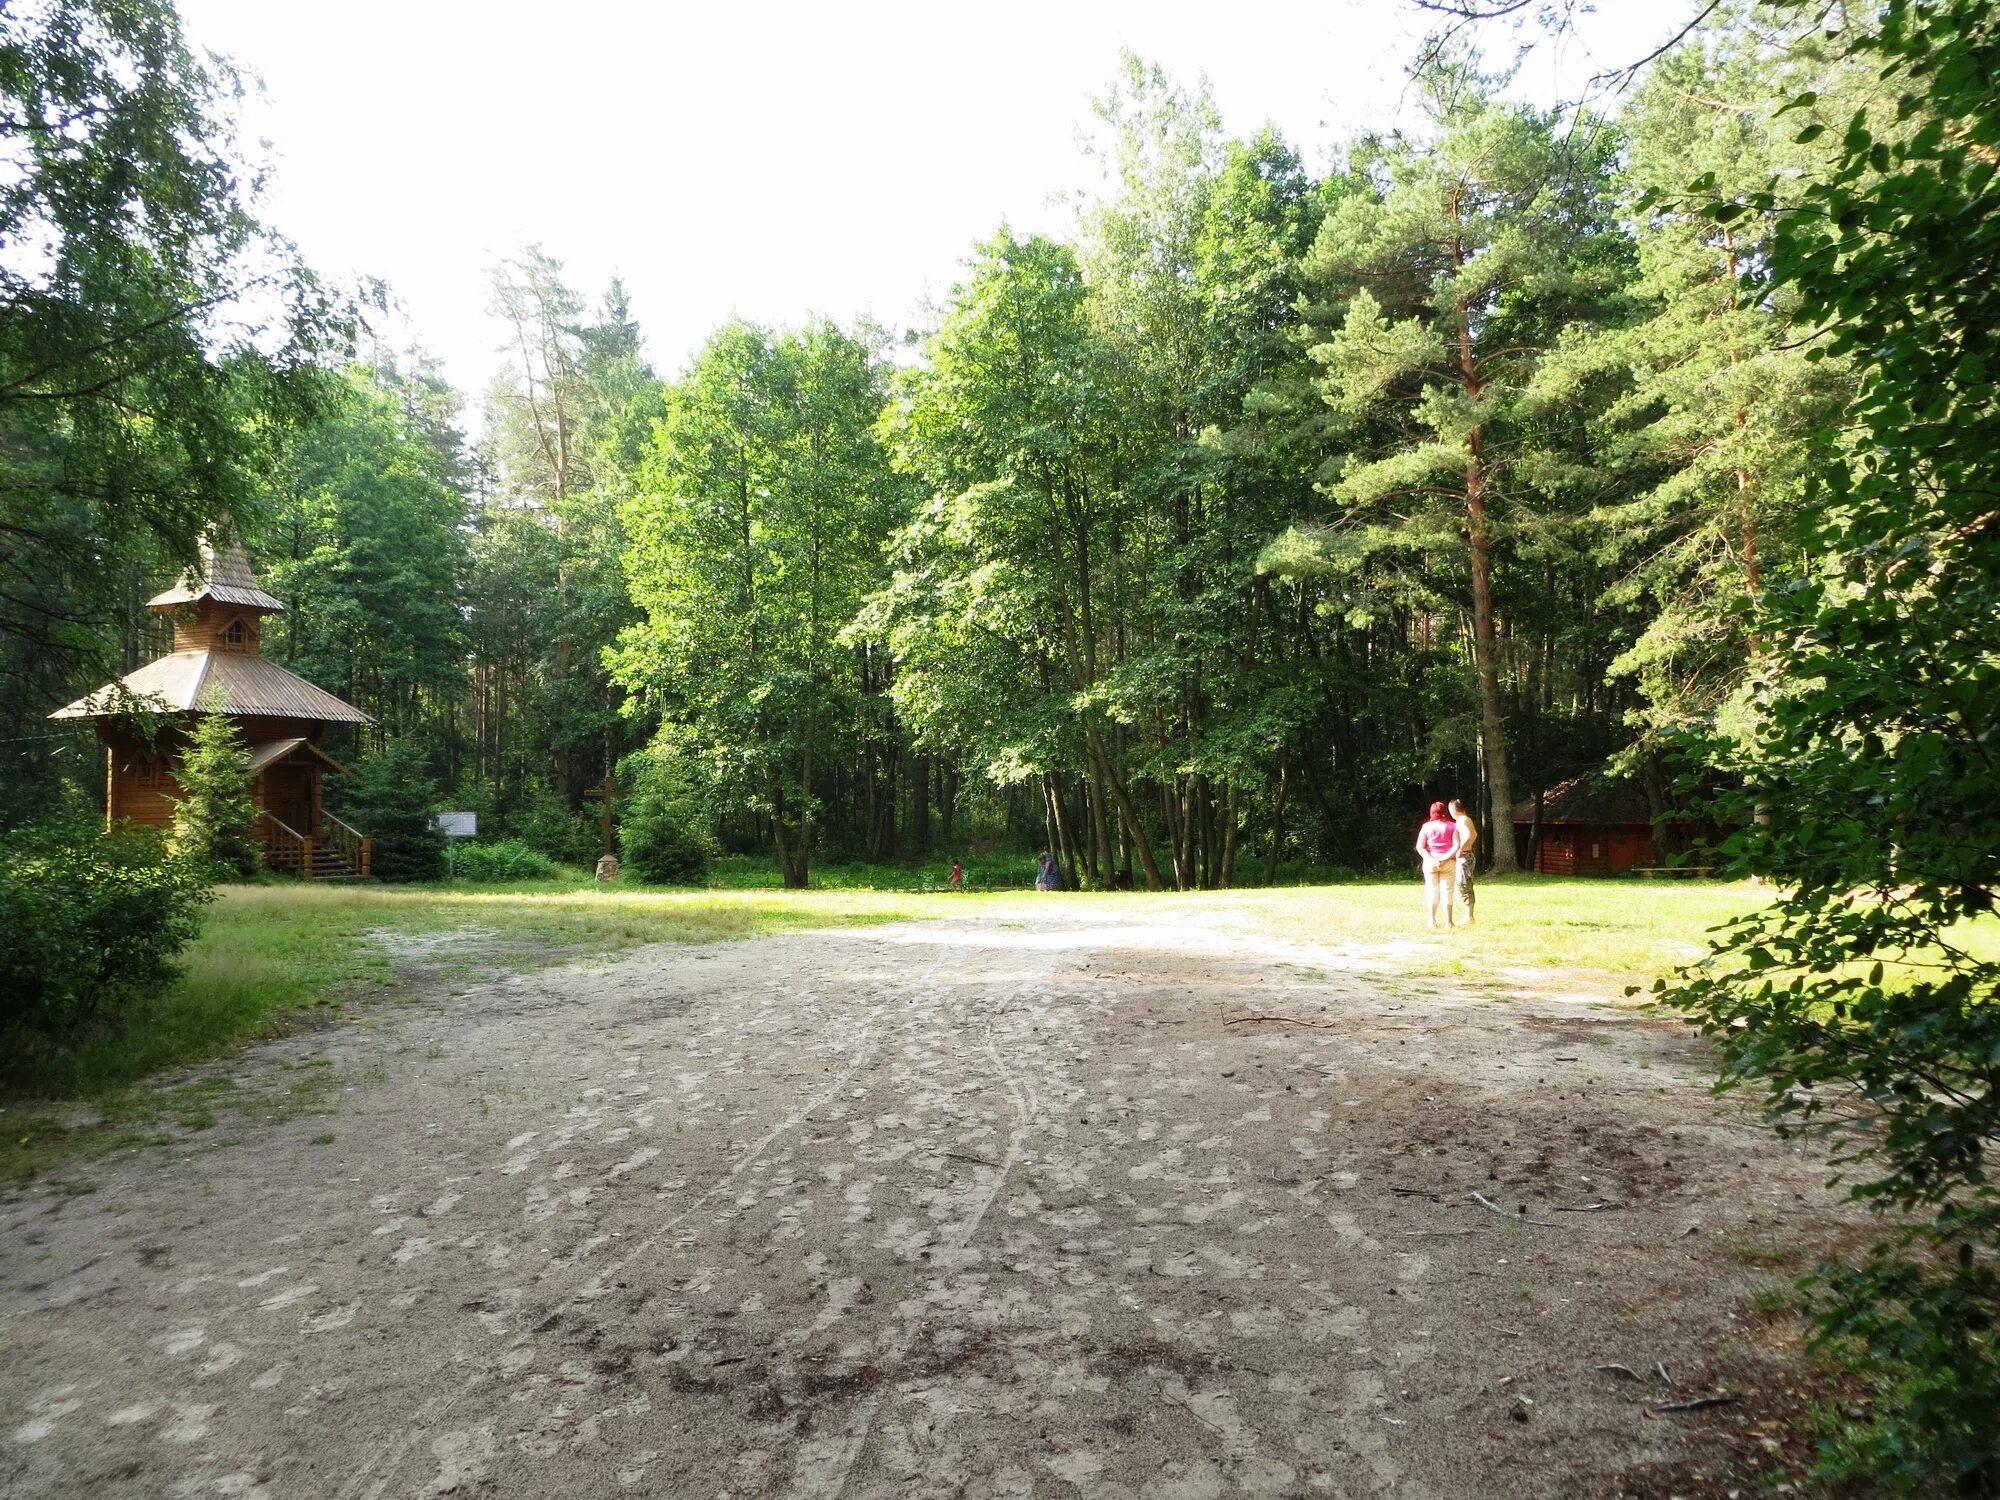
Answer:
[1531, 23, 1855, 739]
[332, 740, 445, 883]
[1294, 68, 1626, 868]
[170, 707, 260, 879]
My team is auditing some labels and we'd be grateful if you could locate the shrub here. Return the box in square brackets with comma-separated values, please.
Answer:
[446, 838, 558, 883]
[513, 782, 603, 867]
[619, 752, 709, 885]
[170, 708, 259, 879]
[0, 819, 211, 1039]
[1661, 6, 2000, 1486]
[331, 740, 445, 883]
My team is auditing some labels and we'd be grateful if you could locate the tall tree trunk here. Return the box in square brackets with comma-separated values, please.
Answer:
[1448, 188, 1518, 874]
[1464, 456, 1517, 871]
[1264, 764, 1289, 886]
[1724, 228, 1763, 642]
[771, 779, 801, 888]
[1083, 722, 1164, 890]
[790, 734, 814, 889]
[1043, 775, 1082, 887]
[1162, 782, 1188, 890]
[1087, 764, 1112, 888]
[938, 760, 957, 846]
[1219, 783, 1240, 888]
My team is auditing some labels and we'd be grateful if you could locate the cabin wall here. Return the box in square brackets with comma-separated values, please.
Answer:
[101, 724, 326, 841]
[168, 600, 267, 654]
[1513, 823, 1657, 876]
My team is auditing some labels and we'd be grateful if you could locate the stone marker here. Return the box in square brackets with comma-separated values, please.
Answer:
[594, 853, 620, 883]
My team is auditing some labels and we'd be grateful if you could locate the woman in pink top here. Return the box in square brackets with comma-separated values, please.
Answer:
[1415, 801, 1462, 929]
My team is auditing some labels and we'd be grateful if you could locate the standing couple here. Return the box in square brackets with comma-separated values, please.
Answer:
[1416, 799, 1479, 929]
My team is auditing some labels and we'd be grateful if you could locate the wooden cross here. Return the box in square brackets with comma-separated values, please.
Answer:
[582, 773, 626, 856]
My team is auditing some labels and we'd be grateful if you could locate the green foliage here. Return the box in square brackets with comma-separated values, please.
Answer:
[1661, 1, 2000, 1488]
[511, 782, 603, 867]
[1533, 25, 1856, 741]
[468, 256, 654, 811]
[612, 318, 897, 887]
[0, 817, 211, 1039]
[0, 0, 342, 819]
[256, 364, 470, 742]
[331, 741, 445, 883]
[1286, 67, 1628, 871]
[444, 838, 558, 883]
[618, 753, 711, 885]
[169, 710, 260, 879]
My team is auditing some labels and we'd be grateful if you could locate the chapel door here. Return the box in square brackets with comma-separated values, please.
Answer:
[267, 764, 315, 837]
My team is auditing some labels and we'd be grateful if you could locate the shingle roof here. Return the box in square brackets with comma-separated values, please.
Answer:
[146, 537, 285, 613]
[49, 651, 371, 724]
[1510, 772, 1654, 826]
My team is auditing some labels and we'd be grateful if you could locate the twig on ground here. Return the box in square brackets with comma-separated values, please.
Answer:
[1469, 1191, 1566, 1228]
[1402, 1228, 1480, 1237]
[1593, 1363, 1645, 1381]
[1648, 1394, 1739, 1415]
[1653, 1362, 1674, 1387]
[1225, 1015, 1341, 1029]
[1390, 1186, 1440, 1198]
[940, 1152, 997, 1168]
[1157, 1383, 1228, 1435]
[1555, 1202, 1622, 1212]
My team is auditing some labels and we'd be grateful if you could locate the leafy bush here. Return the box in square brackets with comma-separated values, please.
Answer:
[331, 740, 445, 883]
[619, 752, 710, 885]
[1664, 4, 2000, 1487]
[0, 819, 211, 1039]
[512, 782, 603, 867]
[170, 708, 259, 879]
[445, 838, 558, 883]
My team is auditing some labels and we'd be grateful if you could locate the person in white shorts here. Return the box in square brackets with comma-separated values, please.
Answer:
[1415, 801, 1461, 929]
[1449, 797, 1478, 924]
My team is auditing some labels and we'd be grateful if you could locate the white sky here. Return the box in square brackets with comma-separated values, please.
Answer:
[176, 0, 1689, 409]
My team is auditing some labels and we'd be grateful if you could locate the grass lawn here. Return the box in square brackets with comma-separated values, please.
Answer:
[1217, 876, 1772, 982]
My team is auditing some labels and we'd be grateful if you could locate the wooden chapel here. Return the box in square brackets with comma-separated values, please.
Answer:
[50, 537, 376, 878]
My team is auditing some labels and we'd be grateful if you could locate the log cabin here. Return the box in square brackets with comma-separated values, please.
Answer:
[1510, 773, 1658, 876]
[49, 538, 375, 878]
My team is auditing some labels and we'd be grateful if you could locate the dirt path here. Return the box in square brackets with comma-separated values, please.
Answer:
[1, 906, 1856, 1499]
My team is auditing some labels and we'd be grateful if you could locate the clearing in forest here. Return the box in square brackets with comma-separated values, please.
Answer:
[0, 892, 1851, 1500]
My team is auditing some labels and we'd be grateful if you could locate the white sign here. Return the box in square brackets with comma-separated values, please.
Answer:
[434, 811, 478, 838]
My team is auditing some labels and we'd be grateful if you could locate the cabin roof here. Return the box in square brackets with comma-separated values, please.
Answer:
[49, 650, 371, 724]
[1511, 772, 1653, 826]
[245, 737, 354, 775]
[146, 537, 285, 614]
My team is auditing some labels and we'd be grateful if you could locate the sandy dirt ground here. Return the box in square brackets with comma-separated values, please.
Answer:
[1, 906, 1861, 1500]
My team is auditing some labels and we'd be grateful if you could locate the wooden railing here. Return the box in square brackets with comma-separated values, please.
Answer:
[259, 810, 310, 875]
[322, 811, 372, 879]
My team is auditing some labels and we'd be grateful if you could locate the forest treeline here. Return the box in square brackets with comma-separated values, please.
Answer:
[3, 6, 1869, 887]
